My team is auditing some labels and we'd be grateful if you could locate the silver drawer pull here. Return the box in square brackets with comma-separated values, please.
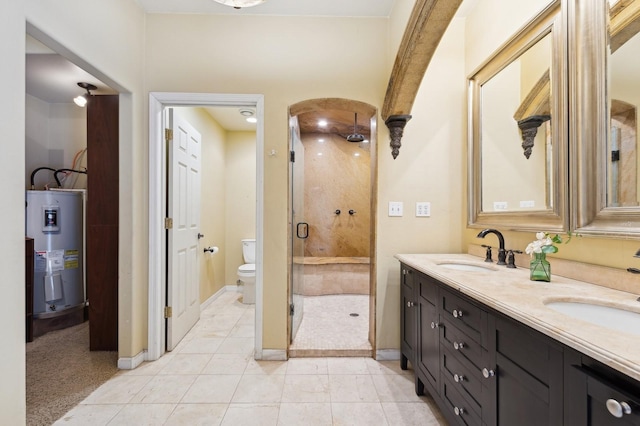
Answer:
[406, 301, 415, 308]
[454, 373, 465, 383]
[454, 407, 465, 416]
[430, 321, 440, 329]
[482, 368, 495, 379]
[453, 341, 465, 350]
[606, 399, 632, 418]
[452, 309, 463, 318]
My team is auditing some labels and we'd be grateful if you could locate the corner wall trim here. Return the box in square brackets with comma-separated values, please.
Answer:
[117, 350, 146, 370]
[259, 349, 287, 361]
[376, 349, 401, 361]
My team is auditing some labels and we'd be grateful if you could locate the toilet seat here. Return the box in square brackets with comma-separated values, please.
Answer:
[238, 263, 255, 277]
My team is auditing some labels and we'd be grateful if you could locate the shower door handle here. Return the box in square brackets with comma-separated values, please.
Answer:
[296, 222, 309, 239]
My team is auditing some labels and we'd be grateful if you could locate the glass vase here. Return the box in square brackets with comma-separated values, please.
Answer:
[530, 252, 551, 282]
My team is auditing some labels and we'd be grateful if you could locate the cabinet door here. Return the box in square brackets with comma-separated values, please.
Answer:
[400, 266, 416, 370]
[416, 274, 440, 392]
[565, 355, 640, 426]
[485, 314, 564, 425]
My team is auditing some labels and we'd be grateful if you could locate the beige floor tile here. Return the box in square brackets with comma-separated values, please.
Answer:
[231, 374, 286, 403]
[129, 375, 196, 404]
[181, 375, 242, 403]
[228, 324, 255, 338]
[158, 353, 212, 375]
[372, 374, 426, 402]
[381, 401, 446, 425]
[82, 375, 153, 404]
[285, 357, 328, 375]
[178, 337, 225, 354]
[221, 403, 280, 426]
[329, 375, 379, 403]
[105, 403, 175, 425]
[365, 358, 413, 376]
[331, 402, 389, 425]
[217, 337, 255, 355]
[202, 353, 250, 375]
[277, 402, 332, 425]
[163, 403, 228, 426]
[244, 359, 288, 375]
[327, 357, 370, 375]
[281, 375, 330, 403]
[53, 404, 123, 425]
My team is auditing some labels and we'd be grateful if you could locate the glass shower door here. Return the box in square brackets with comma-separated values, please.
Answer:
[289, 121, 305, 343]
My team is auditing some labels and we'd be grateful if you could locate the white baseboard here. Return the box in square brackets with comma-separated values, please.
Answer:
[117, 350, 146, 370]
[201, 285, 240, 310]
[257, 349, 287, 361]
[376, 349, 401, 361]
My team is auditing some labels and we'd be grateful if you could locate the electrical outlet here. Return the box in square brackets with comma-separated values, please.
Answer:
[416, 202, 431, 217]
[493, 201, 508, 211]
[389, 201, 403, 217]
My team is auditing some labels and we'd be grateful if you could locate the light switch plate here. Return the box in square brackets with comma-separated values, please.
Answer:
[416, 202, 431, 217]
[389, 201, 403, 217]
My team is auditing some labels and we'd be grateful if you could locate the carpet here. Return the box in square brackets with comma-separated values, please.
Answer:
[26, 321, 118, 426]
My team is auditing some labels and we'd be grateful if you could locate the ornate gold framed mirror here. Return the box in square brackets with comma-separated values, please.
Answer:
[468, 0, 568, 231]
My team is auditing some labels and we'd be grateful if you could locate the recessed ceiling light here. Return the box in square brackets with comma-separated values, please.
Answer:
[239, 108, 255, 117]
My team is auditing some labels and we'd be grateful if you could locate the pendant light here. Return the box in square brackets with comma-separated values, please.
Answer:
[212, 0, 267, 9]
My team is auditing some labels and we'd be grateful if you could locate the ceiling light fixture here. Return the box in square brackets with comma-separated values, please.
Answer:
[73, 82, 96, 107]
[212, 0, 267, 9]
[239, 108, 257, 123]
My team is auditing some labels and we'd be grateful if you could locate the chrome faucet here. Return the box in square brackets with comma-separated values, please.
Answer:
[477, 229, 506, 265]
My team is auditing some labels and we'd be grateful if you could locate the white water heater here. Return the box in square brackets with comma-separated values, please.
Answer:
[26, 190, 85, 318]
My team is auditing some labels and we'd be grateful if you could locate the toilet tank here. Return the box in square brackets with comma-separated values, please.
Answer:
[241, 239, 256, 263]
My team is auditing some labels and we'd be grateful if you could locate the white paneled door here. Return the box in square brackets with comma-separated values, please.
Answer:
[166, 108, 202, 351]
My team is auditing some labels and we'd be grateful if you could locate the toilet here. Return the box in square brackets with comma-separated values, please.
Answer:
[237, 239, 256, 304]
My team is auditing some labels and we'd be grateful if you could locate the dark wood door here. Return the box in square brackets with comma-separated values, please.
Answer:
[86, 95, 119, 351]
[486, 314, 564, 425]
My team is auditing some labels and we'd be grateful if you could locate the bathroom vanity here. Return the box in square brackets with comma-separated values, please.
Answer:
[397, 253, 640, 426]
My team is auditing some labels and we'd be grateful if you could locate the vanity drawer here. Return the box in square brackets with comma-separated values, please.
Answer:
[442, 346, 484, 410]
[441, 374, 482, 426]
[441, 317, 484, 369]
[440, 288, 487, 346]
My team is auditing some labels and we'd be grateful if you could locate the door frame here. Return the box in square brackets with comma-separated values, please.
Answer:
[148, 92, 265, 361]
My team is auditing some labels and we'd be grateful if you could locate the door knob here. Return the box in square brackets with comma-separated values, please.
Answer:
[197, 233, 205, 239]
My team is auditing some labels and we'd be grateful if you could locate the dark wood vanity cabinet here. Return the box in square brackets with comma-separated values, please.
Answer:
[399, 263, 640, 425]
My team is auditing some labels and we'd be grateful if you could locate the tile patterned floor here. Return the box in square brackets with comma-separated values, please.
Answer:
[289, 295, 372, 356]
[54, 291, 445, 425]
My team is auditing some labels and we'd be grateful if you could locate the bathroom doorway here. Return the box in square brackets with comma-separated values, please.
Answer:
[148, 93, 265, 361]
[288, 98, 377, 357]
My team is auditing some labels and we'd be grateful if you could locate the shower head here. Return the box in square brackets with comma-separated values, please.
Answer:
[346, 112, 365, 143]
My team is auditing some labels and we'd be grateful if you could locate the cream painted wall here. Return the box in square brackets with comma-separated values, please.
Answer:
[376, 18, 467, 349]
[1, 0, 145, 422]
[145, 14, 389, 350]
[224, 132, 257, 286]
[1, 0, 26, 421]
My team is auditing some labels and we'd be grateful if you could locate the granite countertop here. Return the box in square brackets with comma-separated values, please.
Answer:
[395, 253, 640, 382]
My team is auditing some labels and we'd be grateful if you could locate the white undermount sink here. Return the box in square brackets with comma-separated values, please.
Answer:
[544, 300, 640, 337]
[436, 261, 496, 272]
